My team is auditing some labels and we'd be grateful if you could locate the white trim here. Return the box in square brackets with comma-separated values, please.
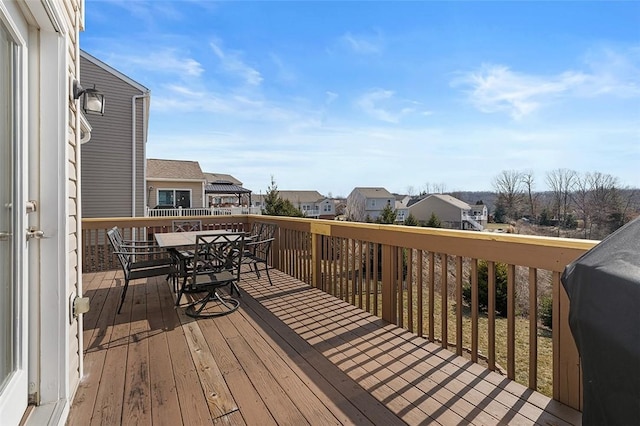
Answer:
[0, 2, 29, 424]
[79, 112, 92, 144]
[132, 93, 149, 216]
[34, 19, 69, 407]
[147, 177, 206, 183]
[22, 0, 66, 34]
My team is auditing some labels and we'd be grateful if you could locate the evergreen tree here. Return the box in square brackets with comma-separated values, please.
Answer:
[263, 177, 303, 217]
[493, 203, 506, 223]
[462, 261, 510, 317]
[426, 212, 442, 228]
[377, 203, 397, 224]
[404, 213, 419, 226]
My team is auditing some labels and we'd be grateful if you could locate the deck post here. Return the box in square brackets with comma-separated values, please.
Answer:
[553, 272, 582, 410]
[381, 244, 397, 324]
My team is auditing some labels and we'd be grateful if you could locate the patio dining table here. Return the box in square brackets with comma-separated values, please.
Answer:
[154, 229, 242, 249]
[154, 230, 245, 305]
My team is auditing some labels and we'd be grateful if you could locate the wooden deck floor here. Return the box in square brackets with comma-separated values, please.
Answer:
[68, 268, 581, 425]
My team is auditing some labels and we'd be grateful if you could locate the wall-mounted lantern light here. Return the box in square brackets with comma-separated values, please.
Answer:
[73, 80, 105, 115]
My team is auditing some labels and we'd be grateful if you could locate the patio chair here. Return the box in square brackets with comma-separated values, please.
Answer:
[245, 221, 263, 241]
[183, 232, 245, 318]
[169, 220, 203, 287]
[242, 222, 277, 286]
[172, 220, 202, 232]
[110, 226, 156, 248]
[107, 228, 175, 314]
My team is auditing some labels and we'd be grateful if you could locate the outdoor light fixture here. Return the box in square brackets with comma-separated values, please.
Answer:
[73, 80, 105, 115]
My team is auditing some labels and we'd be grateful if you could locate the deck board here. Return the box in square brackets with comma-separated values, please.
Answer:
[68, 268, 582, 425]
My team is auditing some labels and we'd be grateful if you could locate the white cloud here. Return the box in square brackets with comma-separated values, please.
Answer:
[356, 89, 431, 123]
[453, 46, 640, 119]
[341, 31, 383, 54]
[109, 49, 203, 77]
[210, 39, 263, 86]
[356, 89, 399, 123]
[452, 64, 585, 119]
[325, 91, 338, 104]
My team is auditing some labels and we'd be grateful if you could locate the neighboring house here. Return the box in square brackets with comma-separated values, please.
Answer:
[253, 190, 336, 219]
[408, 194, 488, 230]
[394, 194, 411, 223]
[2, 1, 87, 423]
[80, 50, 150, 218]
[204, 172, 252, 207]
[346, 187, 395, 222]
[334, 198, 347, 218]
[147, 159, 206, 209]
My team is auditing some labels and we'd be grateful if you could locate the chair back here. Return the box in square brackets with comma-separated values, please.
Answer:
[192, 233, 245, 281]
[107, 228, 131, 273]
[172, 220, 202, 232]
[247, 221, 263, 239]
[250, 223, 277, 259]
[260, 222, 278, 240]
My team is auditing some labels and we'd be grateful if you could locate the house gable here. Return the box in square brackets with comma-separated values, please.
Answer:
[80, 51, 150, 218]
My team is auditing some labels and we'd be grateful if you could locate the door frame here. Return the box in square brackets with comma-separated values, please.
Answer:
[0, 1, 29, 424]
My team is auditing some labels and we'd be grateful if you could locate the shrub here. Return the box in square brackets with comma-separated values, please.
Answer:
[462, 260, 510, 317]
[425, 212, 442, 228]
[539, 295, 553, 328]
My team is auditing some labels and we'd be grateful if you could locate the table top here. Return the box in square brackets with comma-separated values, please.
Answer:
[154, 230, 242, 248]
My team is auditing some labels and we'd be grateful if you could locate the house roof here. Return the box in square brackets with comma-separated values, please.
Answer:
[203, 172, 242, 186]
[146, 159, 204, 181]
[205, 183, 252, 194]
[277, 190, 326, 203]
[433, 194, 471, 209]
[352, 187, 394, 198]
[411, 194, 471, 210]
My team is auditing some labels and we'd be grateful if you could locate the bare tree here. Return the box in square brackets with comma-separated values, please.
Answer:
[406, 185, 416, 197]
[493, 170, 525, 221]
[546, 168, 576, 234]
[422, 182, 433, 195]
[522, 170, 539, 221]
[571, 173, 592, 238]
[588, 172, 619, 238]
[433, 183, 447, 194]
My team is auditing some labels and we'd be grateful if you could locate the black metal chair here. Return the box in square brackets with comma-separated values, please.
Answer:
[241, 222, 277, 286]
[172, 220, 202, 232]
[107, 228, 175, 314]
[168, 220, 203, 293]
[183, 232, 245, 318]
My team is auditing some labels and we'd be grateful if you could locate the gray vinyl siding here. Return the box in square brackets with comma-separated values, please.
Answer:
[409, 197, 462, 228]
[80, 55, 147, 218]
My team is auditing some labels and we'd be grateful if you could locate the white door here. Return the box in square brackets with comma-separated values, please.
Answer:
[0, 2, 29, 424]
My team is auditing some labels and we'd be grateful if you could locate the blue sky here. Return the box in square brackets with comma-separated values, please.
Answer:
[82, 1, 640, 197]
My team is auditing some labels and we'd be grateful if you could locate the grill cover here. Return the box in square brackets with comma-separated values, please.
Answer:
[561, 216, 640, 425]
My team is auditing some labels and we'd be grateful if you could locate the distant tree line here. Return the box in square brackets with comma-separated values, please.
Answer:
[492, 169, 638, 239]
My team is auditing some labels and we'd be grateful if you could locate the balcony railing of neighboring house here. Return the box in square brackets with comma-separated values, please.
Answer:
[81, 215, 598, 412]
[302, 209, 320, 217]
[146, 206, 262, 217]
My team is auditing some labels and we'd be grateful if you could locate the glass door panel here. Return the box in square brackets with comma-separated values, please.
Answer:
[0, 13, 15, 396]
[0, 7, 28, 424]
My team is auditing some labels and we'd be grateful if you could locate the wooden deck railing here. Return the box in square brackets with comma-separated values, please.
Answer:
[81, 215, 598, 412]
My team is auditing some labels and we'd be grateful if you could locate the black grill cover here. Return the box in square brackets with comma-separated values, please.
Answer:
[561, 216, 640, 425]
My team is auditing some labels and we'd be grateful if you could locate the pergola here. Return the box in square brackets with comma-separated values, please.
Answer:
[204, 181, 252, 206]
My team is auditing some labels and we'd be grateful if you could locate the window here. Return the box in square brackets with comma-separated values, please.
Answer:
[370, 199, 376, 207]
[158, 189, 191, 208]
